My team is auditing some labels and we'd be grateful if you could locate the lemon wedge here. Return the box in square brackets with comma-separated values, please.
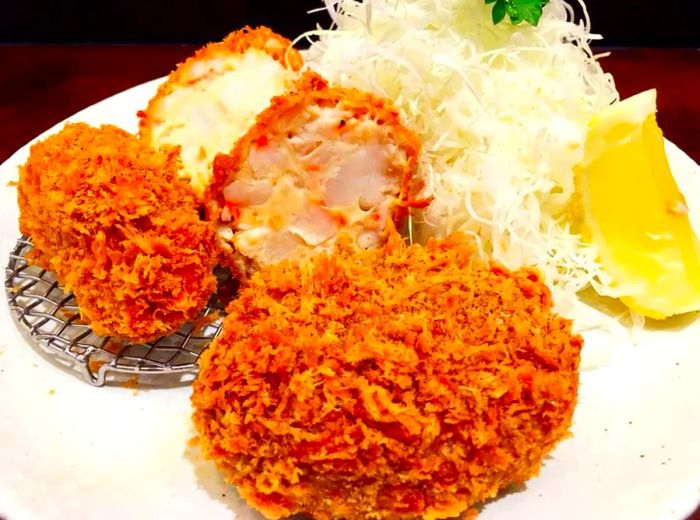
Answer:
[577, 89, 700, 319]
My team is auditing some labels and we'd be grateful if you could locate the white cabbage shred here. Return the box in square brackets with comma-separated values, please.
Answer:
[299, 0, 619, 318]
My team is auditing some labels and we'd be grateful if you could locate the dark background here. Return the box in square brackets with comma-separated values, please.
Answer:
[1, 0, 699, 47]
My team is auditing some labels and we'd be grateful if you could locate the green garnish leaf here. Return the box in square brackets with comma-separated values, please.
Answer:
[485, 0, 550, 27]
[492, 1, 507, 24]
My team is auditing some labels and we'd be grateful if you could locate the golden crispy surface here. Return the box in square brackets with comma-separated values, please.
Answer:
[192, 232, 582, 519]
[138, 26, 304, 196]
[18, 123, 218, 343]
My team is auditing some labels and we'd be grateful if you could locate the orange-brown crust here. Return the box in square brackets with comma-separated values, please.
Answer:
[208, 71, 423, 223]
[138, 26, 304, 145]
[18, 123, 218, 343]
[192, 232, 583, 519]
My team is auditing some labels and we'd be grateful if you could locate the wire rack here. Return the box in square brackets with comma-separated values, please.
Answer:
[4, 237, 225, 387]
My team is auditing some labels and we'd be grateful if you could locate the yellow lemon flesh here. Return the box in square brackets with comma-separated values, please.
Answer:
[577, 89, 700, 320]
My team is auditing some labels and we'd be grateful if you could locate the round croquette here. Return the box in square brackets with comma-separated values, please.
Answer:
[18, 123, 218, 343]
[191, 232, 583, 519]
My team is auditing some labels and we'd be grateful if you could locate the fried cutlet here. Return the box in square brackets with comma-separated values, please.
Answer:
[192, 232, 582, 519]
[18, 123, 218, 342]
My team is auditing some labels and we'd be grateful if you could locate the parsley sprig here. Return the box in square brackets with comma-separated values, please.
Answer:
[485, 0, 551, 26]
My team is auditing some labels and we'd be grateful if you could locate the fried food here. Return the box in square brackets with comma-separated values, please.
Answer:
[138, 26, 303, 196]
[191, 232, 582, 520]
[208, 72, 424, 276]
[18, 123, 218, 343]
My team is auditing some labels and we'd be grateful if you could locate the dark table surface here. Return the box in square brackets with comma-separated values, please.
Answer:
[0, 44, 698, 520]
[0, 45, 699, 164]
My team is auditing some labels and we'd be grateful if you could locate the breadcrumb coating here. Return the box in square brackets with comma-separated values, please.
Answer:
[209, 71, 425, 276]
[18, 123, 218, 343]
[192, 232, 582, 519]
[138, 26, 303, 196]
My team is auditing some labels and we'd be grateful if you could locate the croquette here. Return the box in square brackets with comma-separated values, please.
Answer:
[191, 232, 583, 519]
[18, 123, 218, 343]
[138, 26, 304, 196]
[208, 71, 425, 276]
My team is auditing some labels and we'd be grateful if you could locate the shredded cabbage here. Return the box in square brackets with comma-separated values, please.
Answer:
[299, 0, 619, 317]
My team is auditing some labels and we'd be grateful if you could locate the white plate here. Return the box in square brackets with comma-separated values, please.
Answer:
[0, 80, 698, 520]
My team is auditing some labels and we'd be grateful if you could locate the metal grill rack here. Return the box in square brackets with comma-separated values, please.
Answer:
[4, 237, 224, 387]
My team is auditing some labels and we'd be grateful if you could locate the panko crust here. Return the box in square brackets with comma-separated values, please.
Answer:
[138, 25, 303, 148]
[192, 232, 583, 520]
[18, 123, 218, 343]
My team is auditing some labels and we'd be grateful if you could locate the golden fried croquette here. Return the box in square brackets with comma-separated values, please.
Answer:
[138, 26, 304, 196]
[208, 71, 425, 276]
[191, 232, 582, 519]
[18, 123, 218, 343]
